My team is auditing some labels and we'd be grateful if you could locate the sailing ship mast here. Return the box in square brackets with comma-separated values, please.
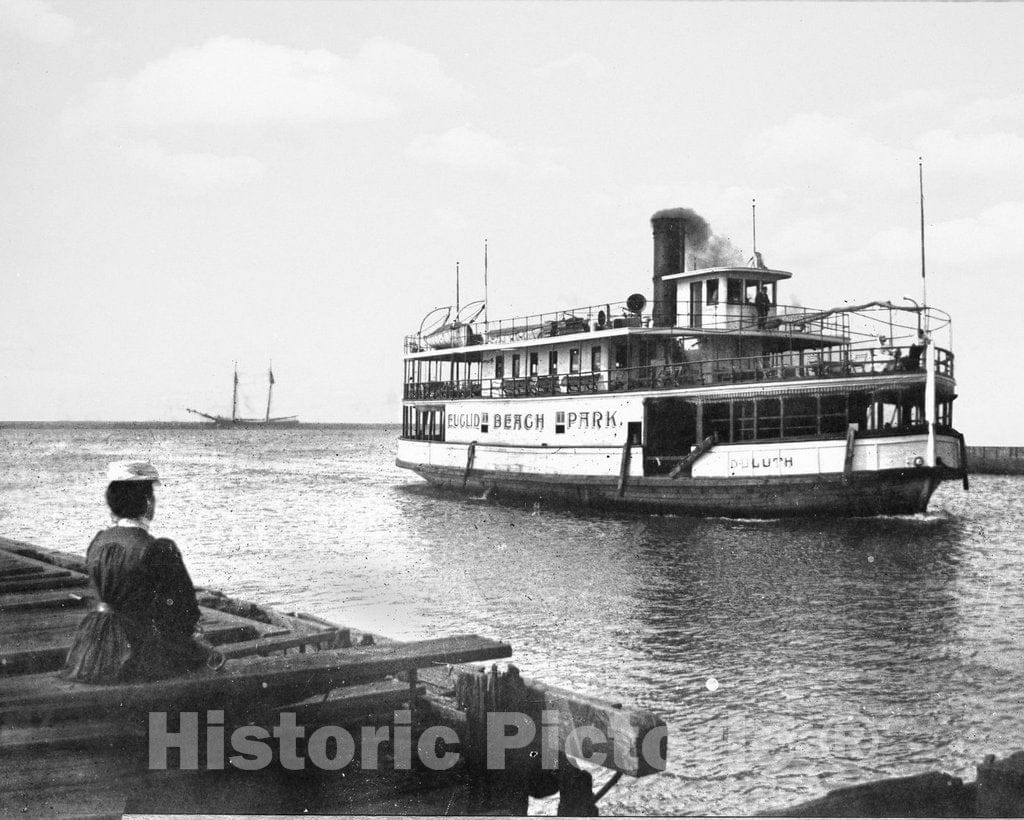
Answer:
[265, 364, 275, 423]
[231, 363, 239, 423]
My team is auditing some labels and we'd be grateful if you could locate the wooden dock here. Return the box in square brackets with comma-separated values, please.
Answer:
[0, 535, 667, 816]
[965, 445, 1024, 475]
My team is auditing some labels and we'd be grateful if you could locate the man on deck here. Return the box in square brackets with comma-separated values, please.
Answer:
[755, 286, 772, 330]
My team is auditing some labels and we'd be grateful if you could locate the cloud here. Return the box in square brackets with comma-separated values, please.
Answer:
[67, 35, 465, 130]
[746, 113, 908, 190]
[408, 125, 569, 178]
[534, 52, 607, 80]
[875, 88, 1024, 132]
[917, 128, 1024, 187]
[408, 126, 518, 170]
[126, 141, 265, 191]
[0, 0, 75, 46]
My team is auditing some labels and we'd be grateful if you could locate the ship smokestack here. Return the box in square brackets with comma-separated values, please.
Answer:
[651, 208, 710, 328]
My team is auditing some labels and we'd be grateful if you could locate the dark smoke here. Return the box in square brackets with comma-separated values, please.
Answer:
[652, 207, 746, 268]
[651, 207, 711, 248]
[696, 235, 746, 268]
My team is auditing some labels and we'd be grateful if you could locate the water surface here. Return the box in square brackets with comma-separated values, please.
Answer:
[1, 424, 1020, 815]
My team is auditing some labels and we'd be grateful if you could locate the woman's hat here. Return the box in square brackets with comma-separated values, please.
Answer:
[106, 460, 161, 483]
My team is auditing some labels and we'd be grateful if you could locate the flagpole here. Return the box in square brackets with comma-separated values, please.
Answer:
[752, 198, 757, 256]
[484, 239, 489, 328]
[920, 158, 936, 467]
[919, 158, 928, 314]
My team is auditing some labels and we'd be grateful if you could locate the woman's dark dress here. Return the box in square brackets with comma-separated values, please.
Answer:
[63, 526, 207, 683]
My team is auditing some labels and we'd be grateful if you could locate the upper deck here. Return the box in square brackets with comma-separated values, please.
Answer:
[405, 266, 849, 358]
[402, 257, 953, 405]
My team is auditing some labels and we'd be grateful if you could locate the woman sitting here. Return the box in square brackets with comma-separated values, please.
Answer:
[64, 460, 213, 683]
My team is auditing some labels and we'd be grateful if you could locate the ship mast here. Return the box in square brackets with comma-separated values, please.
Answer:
[231, 363, 239, 423]
[920, 158, 936, 468]
[265, 363, 275, 422]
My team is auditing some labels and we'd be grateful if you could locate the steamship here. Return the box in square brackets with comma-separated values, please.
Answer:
[396, 208, 967, 517]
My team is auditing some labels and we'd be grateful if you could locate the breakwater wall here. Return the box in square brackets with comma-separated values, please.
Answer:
[966, 446, 1024, 475]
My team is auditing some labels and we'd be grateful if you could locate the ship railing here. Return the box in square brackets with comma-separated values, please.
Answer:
[674, 302, 850, 337]
[405, 301, 952, 353]
[404, 300, 653, 353]
[403, 345, 954, 400]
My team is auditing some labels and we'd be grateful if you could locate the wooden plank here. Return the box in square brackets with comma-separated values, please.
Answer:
[0, 564, 61, 579]
[0, 606, 285, 676]
[282, 679, 426, 724]
[843, 423, 857, 484]
[0, 606, 266, 654]
[0, 646, 68, 677]
[449, 666, 666, 778]
[0, 741, 146, 795]
[0, 538, 88, 574]
[0, 718, 146, 751]
[522, 677, 666, 777]
[0, 549, 84, 578]
[197, 608, 270, 644]
[0, 635, 512, 716]
[0, 589, 92, 614]
[0, 607, 92, 635]
[216, 627, 346, 660]
[1, 781, 129, 818]
[0, 574, 87, 594]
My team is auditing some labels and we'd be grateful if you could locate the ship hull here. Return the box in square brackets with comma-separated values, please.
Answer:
[209, 418, 300, 429]
[397, 457, 950, 517]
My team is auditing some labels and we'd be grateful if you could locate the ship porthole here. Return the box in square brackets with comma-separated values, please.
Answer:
[914, 456, 925, 467]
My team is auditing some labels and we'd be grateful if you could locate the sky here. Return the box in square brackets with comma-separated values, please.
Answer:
[1, 1, 1021, 444]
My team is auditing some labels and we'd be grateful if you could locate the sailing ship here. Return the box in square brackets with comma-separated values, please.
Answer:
[396, 207, 968, 517]
[188, 364, 299, 428]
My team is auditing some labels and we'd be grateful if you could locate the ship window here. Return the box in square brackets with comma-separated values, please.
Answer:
[703, 401, 731, 443]
[868, 400, 901, 432]
[529, 351, 538, 376]
[745, 281, 760, 304]
[735, 400, 756, 441]
[614, 343, 627, 369]
[784, 396, 818, 437]
[549, 350, 558, 374]
[689, 282, 702, 328]
[820, 395, 847, 434]
[906, 401, 922, 426]
[706, 280, 719, 304]
[555, 411, 566, 434]
[570, 349, 581, 374]
[495, 355, 504, 379]
[591, 346, 602, 372]
[847, 392, 870, 433]
[413, 408, 445, 442]
[757, 398, 781, 439]
[727, 280, 743, 304]
[512, 354, 521, 378]
[938, 401, 953, 427]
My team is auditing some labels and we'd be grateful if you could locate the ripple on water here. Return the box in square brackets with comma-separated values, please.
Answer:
[0, 427, 1021, 814]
